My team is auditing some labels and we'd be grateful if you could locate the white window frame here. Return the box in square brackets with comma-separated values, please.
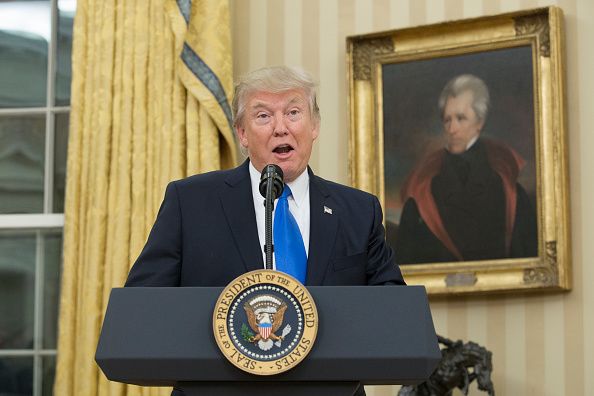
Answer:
[0, 0, 73, 395]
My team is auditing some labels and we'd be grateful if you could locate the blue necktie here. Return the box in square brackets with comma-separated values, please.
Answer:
[274, 186, 307, 283]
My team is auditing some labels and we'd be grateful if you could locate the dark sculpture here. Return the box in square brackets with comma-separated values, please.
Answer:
[398, 335, 495, 396]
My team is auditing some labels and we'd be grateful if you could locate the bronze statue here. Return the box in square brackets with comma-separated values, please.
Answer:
[398, 335, 495, 396]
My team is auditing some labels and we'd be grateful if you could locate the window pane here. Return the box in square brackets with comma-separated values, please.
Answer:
[55, 0, 76, 106]
[0, 231, 36, 350]
[0, 1, 50, 108]
[0, 115, 46, 214]
[0, 357, 33, 395]
[42, 230, 62, 350]
[53, 113, 68, 213]
[42, 355, 55, 396]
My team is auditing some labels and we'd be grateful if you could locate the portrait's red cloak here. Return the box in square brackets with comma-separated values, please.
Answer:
[400, 138, 526, 261]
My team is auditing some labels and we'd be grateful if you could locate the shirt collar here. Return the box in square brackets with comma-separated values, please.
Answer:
[248, 161, 309, 207]
[466, 135, 479, 151]
[445, 135, 480, 153]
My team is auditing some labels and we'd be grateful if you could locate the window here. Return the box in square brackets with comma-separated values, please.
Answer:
[0, 1, 75, 394]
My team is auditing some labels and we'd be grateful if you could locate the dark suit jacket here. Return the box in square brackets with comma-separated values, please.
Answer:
[393, 139, 537, 264]
[125, 160, 404, 287]
[125, 160, 402, 396]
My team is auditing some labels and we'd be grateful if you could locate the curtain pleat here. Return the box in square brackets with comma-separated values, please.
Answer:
[54, 0, 236, 394]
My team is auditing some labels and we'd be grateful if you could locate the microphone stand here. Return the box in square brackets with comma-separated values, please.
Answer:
[260, 164, 283, 271]
[264, 177, 275, 270]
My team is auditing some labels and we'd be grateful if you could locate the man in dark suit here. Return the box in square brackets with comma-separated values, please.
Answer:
[126, 65, 404, 287]
[125, 66, 404, 395]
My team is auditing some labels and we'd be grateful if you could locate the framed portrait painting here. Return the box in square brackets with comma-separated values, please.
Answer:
[347, 7, 570, 295]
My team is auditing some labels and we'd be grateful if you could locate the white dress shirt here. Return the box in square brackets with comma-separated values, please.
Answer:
[249, 162, 310, 269]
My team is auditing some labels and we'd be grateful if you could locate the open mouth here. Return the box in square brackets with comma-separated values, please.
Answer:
[273, 144, 294, 154]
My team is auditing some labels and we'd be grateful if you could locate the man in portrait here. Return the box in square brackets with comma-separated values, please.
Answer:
[394, 74, 537, 264]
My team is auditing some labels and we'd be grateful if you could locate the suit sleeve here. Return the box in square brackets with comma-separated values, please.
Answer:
[125, 182, 182, 286]
[366, 196, 406, 286]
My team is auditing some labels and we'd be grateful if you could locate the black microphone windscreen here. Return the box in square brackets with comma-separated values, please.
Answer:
[259, 164, 284, 199]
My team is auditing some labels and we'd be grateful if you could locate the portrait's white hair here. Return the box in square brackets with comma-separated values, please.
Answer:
[438, 74, 490, 121]
[232, 66, 320, 127]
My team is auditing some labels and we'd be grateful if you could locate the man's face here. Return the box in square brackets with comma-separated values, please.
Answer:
[442, 90, 484, 154]
[236, 89, 319, 182]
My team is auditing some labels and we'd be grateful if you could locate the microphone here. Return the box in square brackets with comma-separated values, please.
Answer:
[259, 164, 284, 200]
[259, 164, 284, 270]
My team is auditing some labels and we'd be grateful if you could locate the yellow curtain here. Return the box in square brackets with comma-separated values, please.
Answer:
[54, 0, 236, 395]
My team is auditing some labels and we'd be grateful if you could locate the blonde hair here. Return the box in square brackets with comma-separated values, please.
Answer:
[232, 66, 320, 127]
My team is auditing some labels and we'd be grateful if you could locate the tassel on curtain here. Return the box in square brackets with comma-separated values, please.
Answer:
[54, 0, 236, 395]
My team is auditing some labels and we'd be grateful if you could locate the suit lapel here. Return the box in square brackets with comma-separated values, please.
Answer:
[306, 172, 338, 285]
[219, 160, 264, 273]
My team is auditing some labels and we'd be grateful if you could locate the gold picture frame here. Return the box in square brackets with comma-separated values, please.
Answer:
[347, 7, 570, 295]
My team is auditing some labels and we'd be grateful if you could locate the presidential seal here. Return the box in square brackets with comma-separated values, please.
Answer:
[213, 270, 318, 375]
